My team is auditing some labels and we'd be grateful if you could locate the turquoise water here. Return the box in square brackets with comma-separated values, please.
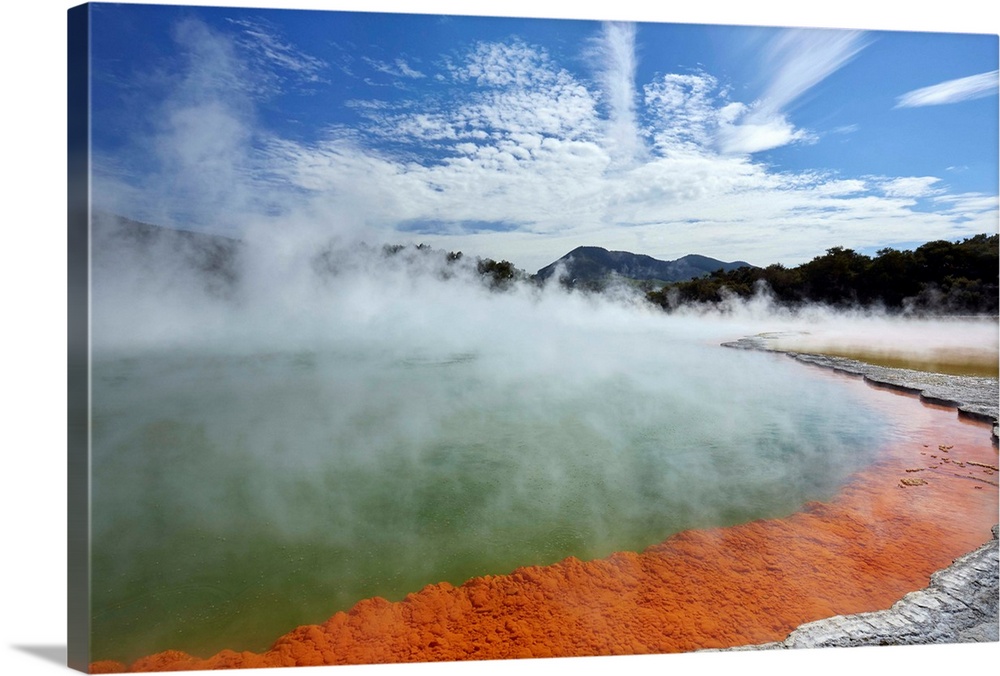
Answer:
[89, 340, 889, 663]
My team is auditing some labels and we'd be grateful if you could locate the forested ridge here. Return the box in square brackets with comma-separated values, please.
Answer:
[645, 234, 999, 315]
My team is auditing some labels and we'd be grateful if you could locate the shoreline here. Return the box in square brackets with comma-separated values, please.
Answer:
[719, 335, 1000, 648]
[721, 333, 999, 443]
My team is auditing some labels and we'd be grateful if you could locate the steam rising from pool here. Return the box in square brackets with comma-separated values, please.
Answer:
[90, 216, 903, 662]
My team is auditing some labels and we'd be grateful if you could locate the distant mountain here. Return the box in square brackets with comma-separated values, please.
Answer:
[535, 246, 754, 287]
[91, 213, 243, 295]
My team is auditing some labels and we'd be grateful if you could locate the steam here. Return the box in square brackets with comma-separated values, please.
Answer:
[88, 214, 940, 662]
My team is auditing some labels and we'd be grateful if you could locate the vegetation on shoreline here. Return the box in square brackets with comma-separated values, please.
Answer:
[645, 234, 998, 315]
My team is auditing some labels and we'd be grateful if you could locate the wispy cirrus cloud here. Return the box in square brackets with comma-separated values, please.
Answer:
[895, 70, 999, 108]
[756, 29, 868, 114]
[227, 17, 328, 90]
[717, 28, 868, 155]
[362, 56, 426, 79]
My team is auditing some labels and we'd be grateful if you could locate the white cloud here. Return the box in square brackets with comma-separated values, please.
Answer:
[716, 111, 811, 155]
[813, 178, 867, 196]
[879, 176, 943, 198]
[895, 70, 999, 108]
[452, 39, 556, 87]
[932, 192, 1000, 214]
[644, 72, 720, 154]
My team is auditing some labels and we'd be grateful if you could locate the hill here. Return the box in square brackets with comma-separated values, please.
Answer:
[535, 246, 754, 289]
[90, 213, 243, 297]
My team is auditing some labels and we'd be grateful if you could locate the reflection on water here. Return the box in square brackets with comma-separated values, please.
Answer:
[90, 343, 892, 663]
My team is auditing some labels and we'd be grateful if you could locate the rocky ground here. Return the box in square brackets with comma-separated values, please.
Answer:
[718, 335, 1000, 649]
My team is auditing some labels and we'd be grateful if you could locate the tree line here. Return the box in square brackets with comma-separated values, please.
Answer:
[645, 234, 998, 315]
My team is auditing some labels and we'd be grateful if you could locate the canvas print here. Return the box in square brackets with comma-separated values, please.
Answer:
[67, 2, 999, 673]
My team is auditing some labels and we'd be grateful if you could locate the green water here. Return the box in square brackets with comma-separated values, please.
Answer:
[90, 344, 889, 663]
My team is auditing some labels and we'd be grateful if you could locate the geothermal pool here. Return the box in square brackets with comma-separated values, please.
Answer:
[88, 235, 998, 667]
[90, 333, 894, 664]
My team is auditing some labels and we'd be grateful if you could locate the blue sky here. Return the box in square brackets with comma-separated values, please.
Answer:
[88, 1, 999, 272]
